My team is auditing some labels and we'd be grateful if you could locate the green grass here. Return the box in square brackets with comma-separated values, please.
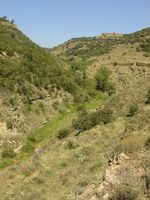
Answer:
[84, 93, 107, 109]
[0, 158, 14, 170]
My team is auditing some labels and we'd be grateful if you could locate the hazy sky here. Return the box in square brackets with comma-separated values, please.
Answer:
[0, 0, 150, 47]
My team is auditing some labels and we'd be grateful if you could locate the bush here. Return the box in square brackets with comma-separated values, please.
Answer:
[8, 96, 17, 106]
[74, 108, 112, 131]
[95, 66, 111, 91]
[74, 110, 92, 131]
[99, 108, 112, 124]
[52, 101, 59, 110]
[145, 89, 150, 104]
[57, 128, 70, 139]
[6, 118, 13, 129]
[22, 140, 35, 154]
[119, 134, 145, 153]
[145, 137, 150, 149]
[127, 103, 138, 117]
[113, 61, 117, 66]
[76, 104, 85, 111]
[95, 66, 115, 95]
[66, 140, 78, 149]
[106, 83, 116, 96]
[110, 185, 138, 200]
[2, 148, 16, 158]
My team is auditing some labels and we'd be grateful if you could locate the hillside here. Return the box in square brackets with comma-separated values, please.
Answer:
[0, 20, 150, 200]
[51, 27, 150, 57]
[0, 17, 100, 138]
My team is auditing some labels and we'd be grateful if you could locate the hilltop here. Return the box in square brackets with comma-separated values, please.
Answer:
[0, 19, 150, 200]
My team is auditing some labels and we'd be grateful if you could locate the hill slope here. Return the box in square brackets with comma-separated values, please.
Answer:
[0, 22, 150, 200]
[0, 17, 100, 137]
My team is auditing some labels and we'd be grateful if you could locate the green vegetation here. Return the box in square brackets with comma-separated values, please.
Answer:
[127, 103, 139, 117]
[57, 128, 70, 139]
[2, 148, 16, 158]
[0, 93, 106, 170]
[0, 19, 149, 199]
[110, 185, 139, 200]
[21, 93, 106, 154]
[145, 137, 150, 149]
[74, 107, 112, 131]
[64, 37, 112, 59]
[0, 158, 14, 170]
[5, 118, 13, 129]
[140, 40, 150, 53]
[145, 89, 150, 104]
[95, 66, 115, 95]
[0, 17, 98, 102]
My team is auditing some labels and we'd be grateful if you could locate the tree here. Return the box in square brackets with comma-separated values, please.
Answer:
[11, 19, 15, 24]
[95, 66, 111, 91]
[3, 16, 7, 19]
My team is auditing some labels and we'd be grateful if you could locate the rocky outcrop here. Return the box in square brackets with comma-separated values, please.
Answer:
[99, 152, 149, 200]
[78, 153, 149, 200]
[0, 51, 7, 57]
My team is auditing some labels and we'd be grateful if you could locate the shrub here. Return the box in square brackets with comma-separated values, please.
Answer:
[98, 108, 112, 124]
[76, 104, 85, 111]
[113, 61, 117, 66]
[145, 137, 150, 149]
[8, 96, 16, 106]
[106, 82, 116, 96]
[38, 102, 45, 112]
[52, 101, 59, 110]
[23, 103, 32, 114]
[7, 50, 14, 57]
[110, 185, 138, 200]
[127, 103, 139, 117]
[144, 173, 150, 196]
[145, 89, 150, 104]
[57, 128, 70, 139]
[95, 66, 111, 91]
[119, 134, 145, 153]
[95, 66, 115, 95]
[74, 108, 112, 131]
[22, 140, 35, 154]
[74, 110, 95, 131]
[6, 118, 13, 129]
[63, 81, 77, 94]
[66, 140, 78, 149]
[2, 148, 16, 158]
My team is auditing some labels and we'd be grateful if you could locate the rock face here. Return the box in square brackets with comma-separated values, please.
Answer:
[0, 51, 7, 57]
[100, 152, 149, 200]
[105, 153, 130, 184]
[78, 152, 149, 200]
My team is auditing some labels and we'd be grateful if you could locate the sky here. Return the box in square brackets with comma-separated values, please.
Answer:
[0, 0, 150, 47]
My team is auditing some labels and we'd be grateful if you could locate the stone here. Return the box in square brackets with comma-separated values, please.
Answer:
[103, 193, 109, 200]
[118, 152, 129, 161]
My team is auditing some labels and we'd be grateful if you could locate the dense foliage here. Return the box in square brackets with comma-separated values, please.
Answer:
[64, 37, 115, 59]
[74, 108, 112, 131]
[0, 17, 92, 100]
[95, 66, 115, 95]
